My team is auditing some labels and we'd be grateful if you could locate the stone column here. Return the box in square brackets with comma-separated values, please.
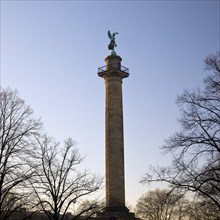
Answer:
[98, 55, 129, 212]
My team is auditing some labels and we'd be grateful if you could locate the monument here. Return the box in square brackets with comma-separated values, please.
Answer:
[96, 31, 138, 220]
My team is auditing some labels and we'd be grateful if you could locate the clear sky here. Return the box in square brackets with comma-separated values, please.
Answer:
[1, 0, 219, 208]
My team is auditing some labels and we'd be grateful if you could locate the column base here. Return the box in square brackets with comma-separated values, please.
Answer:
[96, 206, 140, 220]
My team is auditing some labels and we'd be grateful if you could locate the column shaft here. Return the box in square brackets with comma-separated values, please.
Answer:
[105, 76, 125, 208]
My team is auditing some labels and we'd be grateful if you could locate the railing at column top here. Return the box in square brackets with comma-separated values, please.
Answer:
[98, 64, 129, 74]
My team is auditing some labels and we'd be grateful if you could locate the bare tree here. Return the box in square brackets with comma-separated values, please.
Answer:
[135, 189, 188, 220]
[30, 135, 103, 220]
[73, 199, 105, 220]
[141, 52, 220, 209]
[187, 200, 220, 220]
[0, 88, 41, 220]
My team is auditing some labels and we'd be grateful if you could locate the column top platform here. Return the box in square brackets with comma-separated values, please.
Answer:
[98, 55, 129, 76]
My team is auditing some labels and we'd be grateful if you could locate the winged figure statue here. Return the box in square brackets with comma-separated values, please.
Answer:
[108, 30, 119, 55]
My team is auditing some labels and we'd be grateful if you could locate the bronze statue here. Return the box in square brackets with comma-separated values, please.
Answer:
[108, 30, 119, 55]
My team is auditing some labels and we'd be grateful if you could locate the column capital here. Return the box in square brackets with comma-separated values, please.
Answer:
[98, 55, 129, 79]
[98, 70, 129, 80]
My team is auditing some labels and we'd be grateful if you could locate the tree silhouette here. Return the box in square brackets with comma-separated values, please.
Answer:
[136, 189, 188, 220]
[30, 135, 103, 220]
[0, 88, 41, 220]
[142, 52, 220, 209]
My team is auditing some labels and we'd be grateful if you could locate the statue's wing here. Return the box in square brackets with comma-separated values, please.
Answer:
[108, 30, 112, 39]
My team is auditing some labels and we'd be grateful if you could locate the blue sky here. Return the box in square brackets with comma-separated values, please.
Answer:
[1, 0, 219, 208]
